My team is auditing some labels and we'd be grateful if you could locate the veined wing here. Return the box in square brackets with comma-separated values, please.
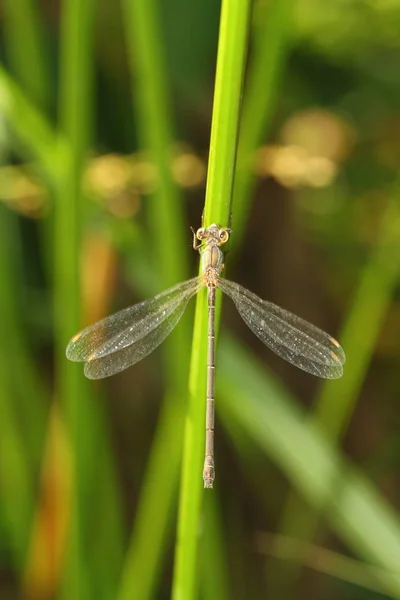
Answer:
[66, 277, 202, 379]
[218, 279, 345, 379]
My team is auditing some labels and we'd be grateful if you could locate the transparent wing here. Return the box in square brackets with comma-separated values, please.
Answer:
[66, 277, 202, 379]
[218, 279, 345, 379]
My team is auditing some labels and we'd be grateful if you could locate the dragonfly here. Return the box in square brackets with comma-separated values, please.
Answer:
[66, 224, 345, 488]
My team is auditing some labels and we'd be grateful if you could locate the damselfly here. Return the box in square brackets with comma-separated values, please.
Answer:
[66, 224, 345, 488]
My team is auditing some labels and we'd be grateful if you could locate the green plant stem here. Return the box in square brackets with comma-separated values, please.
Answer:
[122, 0, 188, 287]
[0, 205, 47, 470]
[202, 493, 230, 600]
[173, 1, 251, 598]
[0, 64, 62, 181]
[117, 1, 190, 599]
[3, 0, 50, 111]
[0, 205, 38, 569]
[56, 0, 95, 596]
[314, 195, 400, 436]
[233, 0, 294, 246]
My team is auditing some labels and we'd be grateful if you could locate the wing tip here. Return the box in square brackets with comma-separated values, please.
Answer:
[66, 332, 83, 361]
[83, 361, 100, 380]
[330, 336, 341, 348]
[65, 343, 78, 361]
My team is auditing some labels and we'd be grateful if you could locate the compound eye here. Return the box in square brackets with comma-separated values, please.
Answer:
[219, 229, 230, 243]
[196, 227, 206, 240]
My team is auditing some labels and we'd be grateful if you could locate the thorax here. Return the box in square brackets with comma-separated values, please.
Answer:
[201, 243, 224, 285]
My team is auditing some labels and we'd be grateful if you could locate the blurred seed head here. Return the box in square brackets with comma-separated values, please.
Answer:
[255, 108, 355, 189]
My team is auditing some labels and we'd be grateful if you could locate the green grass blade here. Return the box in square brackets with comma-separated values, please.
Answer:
[122, 0, 188, 287]
[314, 193, 400, 438]
[3, 0, 50, 110]
[0, 204, 47, 469]
[218, 333, 400, 598]
[0, 206, 37, 569]
[173, 1, 251, 598]
[202, 493, 230, 600]
[0, 381, 33, 568]
[258, 533, 400, 597]
[0, 63, 62, 181]
[56, 0, 96, 596]
[117, 0, 190, 598]
[233, 0, 294, 244]
[117, 391, 185, 600]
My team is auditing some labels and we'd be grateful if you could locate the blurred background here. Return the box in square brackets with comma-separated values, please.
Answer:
[1, 0, 400, 599]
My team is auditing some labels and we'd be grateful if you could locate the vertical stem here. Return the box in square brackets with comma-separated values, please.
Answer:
[117, 0, 190, 598]
[232, 0, 294, 246]
[3, 0, 50, 110]
[0, 205, 35, 568]
[173, 0, 251, 597]
[56, 0, 95, 596]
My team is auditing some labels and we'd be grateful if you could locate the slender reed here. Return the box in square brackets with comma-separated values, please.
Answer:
[173, 0, 251, 597]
